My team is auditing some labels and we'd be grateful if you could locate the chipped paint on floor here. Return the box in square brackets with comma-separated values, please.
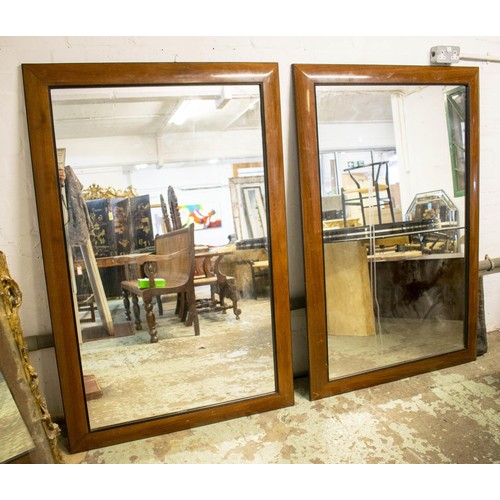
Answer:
[62, 331, 500, 464]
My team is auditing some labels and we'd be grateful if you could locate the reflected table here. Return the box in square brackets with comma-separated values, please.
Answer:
[323, 220, 465, 337]
[74, 252, 153, 281]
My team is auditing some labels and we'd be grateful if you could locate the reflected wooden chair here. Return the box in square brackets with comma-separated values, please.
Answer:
[249, 257, 269, 299]
[166, 186, 186, 317]
[168, 185, 183, 230]
[167, 185, 241, 319]
[159, 193, 173, 233]
[191, 250, 241, 318]
[121, 224, 199, 343]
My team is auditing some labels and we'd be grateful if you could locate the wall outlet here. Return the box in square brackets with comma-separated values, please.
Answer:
[430, 46, 460, 64]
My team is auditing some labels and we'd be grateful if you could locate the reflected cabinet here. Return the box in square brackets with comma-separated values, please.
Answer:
[23, 62, 294, 452]
[293, 64, 479, 399]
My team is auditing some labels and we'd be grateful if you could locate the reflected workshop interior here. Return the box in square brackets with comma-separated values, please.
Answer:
[315, 83, 468, 380]
[52, 84, 275, 430]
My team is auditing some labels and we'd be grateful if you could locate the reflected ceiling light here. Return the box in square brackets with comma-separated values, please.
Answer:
[208, 158, 219, 164]
[134, 163, 149, 170]
[169, 99, 214, 125]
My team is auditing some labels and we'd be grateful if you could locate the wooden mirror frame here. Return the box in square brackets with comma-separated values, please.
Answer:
[22, 62, 294, 452]
[293, 64, 479, 400]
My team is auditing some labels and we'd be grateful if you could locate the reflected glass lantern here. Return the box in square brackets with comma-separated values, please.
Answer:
[405, 189, 459, 226]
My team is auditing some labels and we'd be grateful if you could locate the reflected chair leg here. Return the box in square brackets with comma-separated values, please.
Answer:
[131, 293, 142, 331]
[175, 293, 181, 316]
[156, 295, 164, 316]
[358, 191, 366, 225]
[122, 289, 131, 321]
[210, 284, 217, 307]
[180, 293, 188, 322]
[185, 289, 200, 336]
[219, 281, 241, 319]
[144, 299, 158, 343]
[386, 185, 395, 222]
[176, 292, 186, 322]
[250, 262, 258, 299]
[341, 188, 347, 226]
[375, 185, 383, 224]
[218, 283, 227, 314]
[229, 282, 241, 319]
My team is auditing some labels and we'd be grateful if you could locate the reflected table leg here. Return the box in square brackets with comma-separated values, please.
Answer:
[122, 289, 131, 321]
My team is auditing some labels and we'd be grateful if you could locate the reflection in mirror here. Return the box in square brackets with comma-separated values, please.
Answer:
[0, 369, 34, 463]
[316, 84, 467, 379]
[0, 251, 63, 463]
[446, 86, 467, 197]
[50, 84, 277, 430]
[229, 175, 267, 240]
[294, 64, 479, 400]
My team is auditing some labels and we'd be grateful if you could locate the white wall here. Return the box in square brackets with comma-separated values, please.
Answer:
[318, 122, 395, 151]
[1, 36, 500, 415]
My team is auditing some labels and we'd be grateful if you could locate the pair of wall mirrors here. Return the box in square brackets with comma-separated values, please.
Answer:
[22, 62, 479, 453]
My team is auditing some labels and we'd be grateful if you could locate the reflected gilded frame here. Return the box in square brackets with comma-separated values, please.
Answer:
[22, 62, 294, 453]
[293, 64, 479, 400]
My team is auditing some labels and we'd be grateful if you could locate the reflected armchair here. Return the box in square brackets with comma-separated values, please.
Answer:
[166, 185, 241, 319]
[121, 224, 199, 343]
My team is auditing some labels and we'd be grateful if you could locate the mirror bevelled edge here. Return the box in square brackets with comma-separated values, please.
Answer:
[22, 62, 294, 453]
[293, 64, 479, 400]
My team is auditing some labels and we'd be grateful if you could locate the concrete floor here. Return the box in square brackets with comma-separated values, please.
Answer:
[61, 330, 500, 464]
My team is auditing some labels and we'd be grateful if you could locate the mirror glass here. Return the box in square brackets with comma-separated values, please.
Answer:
[50, 84, 277, 430]
[0, 369, 35, 463]
[0, 250, 63, 463]
[316, 84, 467, 379]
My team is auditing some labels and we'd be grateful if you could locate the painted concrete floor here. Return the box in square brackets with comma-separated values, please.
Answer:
[61, 331, 500, 464]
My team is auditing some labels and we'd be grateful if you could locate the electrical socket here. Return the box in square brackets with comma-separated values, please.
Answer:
[430, 46, 460, 64]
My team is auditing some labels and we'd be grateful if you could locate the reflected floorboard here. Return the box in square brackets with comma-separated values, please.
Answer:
[79, 297, 275, 430]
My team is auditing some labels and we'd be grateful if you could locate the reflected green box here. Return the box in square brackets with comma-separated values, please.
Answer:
[137, 278, 166, 289]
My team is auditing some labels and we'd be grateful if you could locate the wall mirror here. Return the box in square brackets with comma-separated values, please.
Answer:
[22, 62, 293, 452]
[293, 64, 479, 399]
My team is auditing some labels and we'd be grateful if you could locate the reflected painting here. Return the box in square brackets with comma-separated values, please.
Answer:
[50, 84, 275, 430]
[315, 84, 467, 380]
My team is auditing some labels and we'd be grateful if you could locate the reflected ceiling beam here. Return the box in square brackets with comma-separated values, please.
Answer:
[222, 98, 260, 130]
[215, 87, 232, 109]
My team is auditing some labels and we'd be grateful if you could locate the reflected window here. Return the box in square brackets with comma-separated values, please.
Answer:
[445, 86, 467, 197]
